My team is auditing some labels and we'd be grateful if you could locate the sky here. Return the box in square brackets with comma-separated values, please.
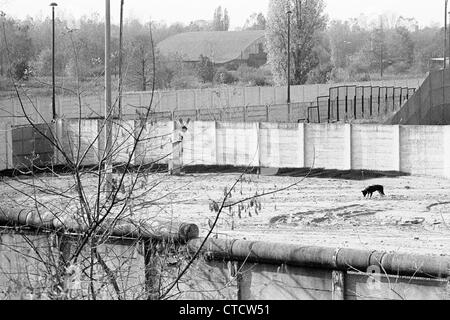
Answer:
[0, 0, 446, 29]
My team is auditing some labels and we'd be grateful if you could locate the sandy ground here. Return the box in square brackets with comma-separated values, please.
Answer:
[154, 172, 450, 257]
[1, 171, 450, 257]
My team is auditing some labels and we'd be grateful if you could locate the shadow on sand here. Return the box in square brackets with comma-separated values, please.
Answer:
[182, 165, 409, 181]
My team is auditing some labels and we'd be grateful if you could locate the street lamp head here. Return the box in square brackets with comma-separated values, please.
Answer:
[50, 2, 58, 7]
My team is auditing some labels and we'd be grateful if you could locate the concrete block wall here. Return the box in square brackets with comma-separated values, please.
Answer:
[261, 86, 277, 105]
[0, 232, 147, 300]
[305, 124, 350, 170]
[214, 88, 232, 110]
[134, 121, 173, 166]
[182, 121, 217, 166]
[1, 229, 448, 300]
[0, 123, 12, 171]
[227, 88, 245, 109]
[59, 119, 101, 165]
[202, 121, 448, 178]
[446, 126, 450, 179]
[2, 120, 449, 180]
[59, 119, 139, 167]
[259, 123, 304, 168]
[9, 124, 54, 168]
[195, 89, 214, 110]
[120, 94, 141, 116]
[400, 126, 448, 177]
[243, 87, 261, 106]
[199, 261, 448, 300]
[176, 90, 196, 110]
[216, 122, 259, 167]
[160, 91, 178, 113]
[0, 233, 57, 297]
[352, 125, 400, 172]
[388, 69, 450, 125]
[111, 121, 136, 165]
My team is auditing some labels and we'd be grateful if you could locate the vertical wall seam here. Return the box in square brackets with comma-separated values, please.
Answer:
[298, 123, 305, 168]
[256, 122, 261, 169]
[398, 125, 402, 172]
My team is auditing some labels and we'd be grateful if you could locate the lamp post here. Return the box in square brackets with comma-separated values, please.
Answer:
[0, 11, 5, 78]
[287, 9, 292, 104]
[105, 0, 113, 192]
[448, 11, 450, 68]
[0, 11, 5, 77]
[444, 4, 449, 116]
[50, 3, 57, 120]
[118, 0, 124, 119]
[445, 0, 448, 69]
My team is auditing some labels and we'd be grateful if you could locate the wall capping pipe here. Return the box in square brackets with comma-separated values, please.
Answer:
[188, 238, 450, 279]
[0, 207, 448, 279]
[0, 208, 199, 244]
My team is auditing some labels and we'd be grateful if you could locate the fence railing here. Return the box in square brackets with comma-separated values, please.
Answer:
[0, 79, 423, 126]
[62, 93, 409, 125]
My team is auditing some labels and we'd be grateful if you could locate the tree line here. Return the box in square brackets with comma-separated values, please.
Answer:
[0, 1, 445, 96]
[267, 0, 444, 86]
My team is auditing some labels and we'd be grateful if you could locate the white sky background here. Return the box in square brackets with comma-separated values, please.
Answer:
[0, 0, 446, 28]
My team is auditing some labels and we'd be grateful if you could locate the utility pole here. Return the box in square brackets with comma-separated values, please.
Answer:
[445, 0, 448, 69]
[118, 0, 124, 119]
[444, 2, 448, 116]
[105, 0, 113, 192]
[287, 9, 292, 104]
[448, 10, 450, 69]
[0, 11, 5, 77]
[50, 3, 58, 120]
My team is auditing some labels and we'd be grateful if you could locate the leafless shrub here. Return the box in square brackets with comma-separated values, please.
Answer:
[0, 14, 316, 301]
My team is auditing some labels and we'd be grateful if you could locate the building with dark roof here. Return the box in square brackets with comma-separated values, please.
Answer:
[157, 30, 267, 69]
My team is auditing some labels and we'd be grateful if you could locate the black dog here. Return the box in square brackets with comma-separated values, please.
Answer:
[362, 185, 385, 198]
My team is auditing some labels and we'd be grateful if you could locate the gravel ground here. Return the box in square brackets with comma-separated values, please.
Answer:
[1, 171, 449, 257]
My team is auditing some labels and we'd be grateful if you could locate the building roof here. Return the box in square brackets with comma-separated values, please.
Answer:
[157, 30, 266, 64]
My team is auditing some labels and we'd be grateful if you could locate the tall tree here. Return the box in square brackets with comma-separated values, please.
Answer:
[213, 6, 230, 31]
[213, 6, 222, 31]
[223, 9, 230, 31]
[371, 19, 387, 78]
[388, 26, 415, 68]
[186, 20, 213, 32]
[243, 13, 267, 30]
[266, 0, 327, 85]
[328, 20, 355, 69]
[197, 55, 215, 83]
[126, 24, 155, 91]
[1, 17, 34, 79]
[411, 26, 444, 72]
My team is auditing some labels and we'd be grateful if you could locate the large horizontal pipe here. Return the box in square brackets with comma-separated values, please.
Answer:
[2, 206, 448, 278]
[0, 208, 199, 244]
[188, 238, 450, 279]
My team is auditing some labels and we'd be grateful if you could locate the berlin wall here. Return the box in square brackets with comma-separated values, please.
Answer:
[1, 120, 450, 180]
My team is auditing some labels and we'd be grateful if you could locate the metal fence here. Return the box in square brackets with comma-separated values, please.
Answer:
[127, 102, 313, 124]
[123, 84, 416, 124]
[1, 83, 417, 127]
